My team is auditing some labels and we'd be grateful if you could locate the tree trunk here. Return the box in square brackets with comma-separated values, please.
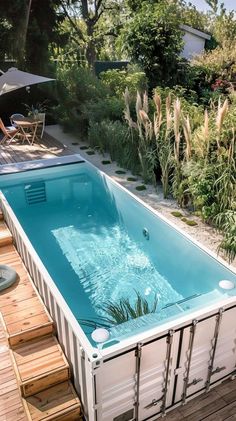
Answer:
[86, 23, 96, 70]
[81, 0, 97, 70]
[17, 0, 32, 68]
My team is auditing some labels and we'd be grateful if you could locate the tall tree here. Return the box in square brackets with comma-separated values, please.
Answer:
[119, 1, 184, 87]
[0, 0, 66, 74]
[59, 0, 120, 68]
[0, 1, 29, 67]
[25, 0, 66, 74]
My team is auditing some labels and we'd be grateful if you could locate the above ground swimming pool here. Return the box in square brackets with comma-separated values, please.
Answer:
[1, 156, 236, 421]
[0, 158, 235, 346]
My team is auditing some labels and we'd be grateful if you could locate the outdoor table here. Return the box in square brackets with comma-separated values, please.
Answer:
[13, 117, 43, 145]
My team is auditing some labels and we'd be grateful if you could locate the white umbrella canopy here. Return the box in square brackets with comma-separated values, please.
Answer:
[0, 67, 55, 96]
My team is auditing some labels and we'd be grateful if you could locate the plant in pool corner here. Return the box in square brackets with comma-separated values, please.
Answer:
[102, 291, 158, 325]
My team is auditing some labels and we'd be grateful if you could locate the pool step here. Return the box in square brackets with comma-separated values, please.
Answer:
[22, 381, 81, 421]
[0, 220, 13, 246]
[10, 335, 70, 397]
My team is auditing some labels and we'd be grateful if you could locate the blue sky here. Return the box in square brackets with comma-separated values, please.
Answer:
[190, 0, 236, 12]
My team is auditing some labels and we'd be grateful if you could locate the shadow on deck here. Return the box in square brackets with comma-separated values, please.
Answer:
[0, 131, 72, 165]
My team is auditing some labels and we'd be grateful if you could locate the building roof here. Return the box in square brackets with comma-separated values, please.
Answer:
[180, 24, 211, 40]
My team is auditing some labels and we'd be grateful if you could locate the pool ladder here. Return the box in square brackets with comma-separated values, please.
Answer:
[24, 181, 46, 205]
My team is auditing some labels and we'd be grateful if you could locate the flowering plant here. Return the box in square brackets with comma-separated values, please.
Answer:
[211, 78, 231, 93]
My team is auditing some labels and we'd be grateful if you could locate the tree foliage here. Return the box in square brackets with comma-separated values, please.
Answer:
[118, 1, 184, 87]
[59, 0, 122, 68]
[0, 0, 65, 74]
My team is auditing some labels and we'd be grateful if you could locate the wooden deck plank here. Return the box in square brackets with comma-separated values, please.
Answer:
[4, 303, 45, 324]
[7, 313, 52, 335]
[0, 319, 27, 421]
[165, 379, 236, 420]
[1, 297, 43, 316]
[0, 236, 54, 345]
[0, 132, 71, 166]
[204, 401, 236, 420]
[24, 381, 81, 421]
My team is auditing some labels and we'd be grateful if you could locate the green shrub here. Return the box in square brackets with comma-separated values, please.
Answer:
[215, 211, 236, 263]
[100, 68, 147, 96]
[88, 120, 142, 174]
[55, 66, 111, 133]
[83, 96, 124, 124]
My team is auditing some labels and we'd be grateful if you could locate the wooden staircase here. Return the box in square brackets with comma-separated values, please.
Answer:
[0, 219, 13, 246]
[0, 213, 82, 421]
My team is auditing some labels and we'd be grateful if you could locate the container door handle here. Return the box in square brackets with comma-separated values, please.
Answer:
[187, 377, 203, 388]
[212, 366, 226, 375]
[144, 396, 163, 409]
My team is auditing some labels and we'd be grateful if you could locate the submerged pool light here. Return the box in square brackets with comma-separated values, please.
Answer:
[143, 227, 149, 240]
[91, 328, 110, 343]
[219, 280, 235, 290]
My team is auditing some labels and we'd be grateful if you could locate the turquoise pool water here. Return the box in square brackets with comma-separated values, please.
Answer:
[1, 162, 236, 344]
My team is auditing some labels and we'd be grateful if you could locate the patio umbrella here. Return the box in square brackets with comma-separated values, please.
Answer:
[0, 67, 55, 96]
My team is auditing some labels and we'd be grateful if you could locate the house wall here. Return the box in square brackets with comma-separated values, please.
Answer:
[181, 31, 206, 60]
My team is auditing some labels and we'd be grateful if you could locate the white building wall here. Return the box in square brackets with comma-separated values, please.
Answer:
[181, 31, 206, 60]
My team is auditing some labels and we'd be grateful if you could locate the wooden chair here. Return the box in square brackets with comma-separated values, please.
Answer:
[0, 118, 20, 144]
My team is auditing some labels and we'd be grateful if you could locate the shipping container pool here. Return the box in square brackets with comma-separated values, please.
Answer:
[1, 155, 236, 421]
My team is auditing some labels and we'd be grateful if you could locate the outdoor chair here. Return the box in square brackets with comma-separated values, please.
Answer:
[0, 118, 20, 144]
[36, 112, 46, 138]
[10, 113, 25, 126]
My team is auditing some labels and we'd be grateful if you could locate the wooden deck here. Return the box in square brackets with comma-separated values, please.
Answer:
[0, 131, 71, 165]
[0, 318, 26, 421]
[165, 377, 236, 420]
[0, 218, 81, 420]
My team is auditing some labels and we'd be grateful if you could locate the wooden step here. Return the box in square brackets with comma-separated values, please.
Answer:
[0, 244, 54, 346]
[11, 336, 70, 398]
[0, 295, 54, 346]
[22, 381, 82, 421]
[0, 221, 13, 246]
